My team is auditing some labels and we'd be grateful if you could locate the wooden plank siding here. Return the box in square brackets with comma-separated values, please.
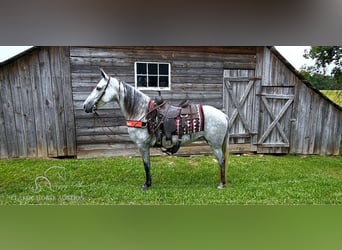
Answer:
[71, 46, 257, 157]
[290, 79, 342, 155]
[262, 47, 342, 155]
[1, 46, 341, 158]
[0, 47, 76, 158]
[71, 46, 342, 157]
[223, 47, 341, 155]
[223, 69, 259, 153]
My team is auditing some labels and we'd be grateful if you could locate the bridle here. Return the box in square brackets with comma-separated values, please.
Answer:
[92, 76, 111, 114]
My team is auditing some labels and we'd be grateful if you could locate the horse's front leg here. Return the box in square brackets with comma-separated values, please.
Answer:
[138, 146, 152, 191]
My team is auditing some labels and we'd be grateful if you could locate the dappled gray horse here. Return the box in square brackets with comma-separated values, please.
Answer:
[83, 69, 229, 190]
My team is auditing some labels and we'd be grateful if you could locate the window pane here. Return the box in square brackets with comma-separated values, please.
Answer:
[137, 63, 147, 74]
[159, 64, 169, 75]
[159, 76, 169, 87]
[148, 76, 158, 87]
[137, 76, 147, 87]
[148, 63, 158, 74]
[135, 62, 170, 89]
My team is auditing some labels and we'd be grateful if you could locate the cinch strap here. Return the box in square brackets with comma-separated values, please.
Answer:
[126, 120, 147, 128]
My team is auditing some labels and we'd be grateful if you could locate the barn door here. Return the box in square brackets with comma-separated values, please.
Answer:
[223, 69, 260, 152]
[256, 86, 294, 154]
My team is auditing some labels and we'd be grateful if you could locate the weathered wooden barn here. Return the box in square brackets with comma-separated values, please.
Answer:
[0, 46, 341, 158]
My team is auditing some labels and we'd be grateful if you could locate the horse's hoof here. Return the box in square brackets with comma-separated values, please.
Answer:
[141, 184, 151, 191]
[217, 183, 225, 189]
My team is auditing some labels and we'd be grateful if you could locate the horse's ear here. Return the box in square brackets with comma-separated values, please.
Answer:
[99, 68, 109, 79]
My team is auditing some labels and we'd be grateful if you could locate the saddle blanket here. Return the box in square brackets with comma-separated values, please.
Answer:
[175, 104, 204, 136]
[127, 101, 205, 139]
[127, 100, 205, 154]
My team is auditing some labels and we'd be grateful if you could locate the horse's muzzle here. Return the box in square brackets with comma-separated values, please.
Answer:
[84, 102, 96, 113]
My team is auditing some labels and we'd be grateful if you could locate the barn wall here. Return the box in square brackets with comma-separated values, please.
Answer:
[291, 80, 342, 155]
[1, 46, 339, 159]
[255, 48, 296, 154]
[70, 46, 257, 158]
[0, 47, 76, 158]
[1, 46, 340, 158]
[262, 47, 342, 155]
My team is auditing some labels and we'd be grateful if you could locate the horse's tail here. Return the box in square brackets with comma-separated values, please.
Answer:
[222, 115, 229, 183]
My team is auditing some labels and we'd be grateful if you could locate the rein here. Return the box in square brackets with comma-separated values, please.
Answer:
[126, 100, 166, 132]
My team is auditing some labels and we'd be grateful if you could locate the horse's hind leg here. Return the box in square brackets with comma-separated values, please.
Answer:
[202, 105, 229, 188]
[205, 127, 228, 189]
[211, 146, 226, 189]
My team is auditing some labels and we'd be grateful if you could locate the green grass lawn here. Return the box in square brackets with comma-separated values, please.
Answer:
[321, 90, 342, 107]
[0, 154, 341, 205]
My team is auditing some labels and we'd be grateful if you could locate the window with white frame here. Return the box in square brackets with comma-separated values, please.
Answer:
[135, 62, 171, 90]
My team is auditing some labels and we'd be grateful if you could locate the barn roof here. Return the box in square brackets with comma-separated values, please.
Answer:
[1, 46, 341, 111]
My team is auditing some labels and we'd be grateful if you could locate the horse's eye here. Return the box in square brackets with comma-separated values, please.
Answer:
[96, 86, 102, 91]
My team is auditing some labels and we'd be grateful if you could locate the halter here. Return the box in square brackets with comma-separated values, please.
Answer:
[92, 76, 111, 114]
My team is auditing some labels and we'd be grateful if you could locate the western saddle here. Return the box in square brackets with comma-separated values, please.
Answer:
[146, 96, 205, 154]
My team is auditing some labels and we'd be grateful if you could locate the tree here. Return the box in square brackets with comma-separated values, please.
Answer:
[303, 46, 341, 89]
[300, 67, 336, 90]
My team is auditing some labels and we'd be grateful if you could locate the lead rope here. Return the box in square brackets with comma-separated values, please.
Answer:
[92, 112, 120, 141]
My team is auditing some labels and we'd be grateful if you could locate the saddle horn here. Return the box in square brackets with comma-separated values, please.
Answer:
[155, 91, 164, 105]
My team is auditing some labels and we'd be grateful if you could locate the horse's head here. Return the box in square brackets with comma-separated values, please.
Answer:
[83, 68, 115, 113]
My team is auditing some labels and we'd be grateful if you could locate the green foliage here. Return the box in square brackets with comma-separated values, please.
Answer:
[1, 155, 342, 205]
[303, 46, 341, 91]
[304, 46, 342, 69]
[300, 68, 337, 90]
